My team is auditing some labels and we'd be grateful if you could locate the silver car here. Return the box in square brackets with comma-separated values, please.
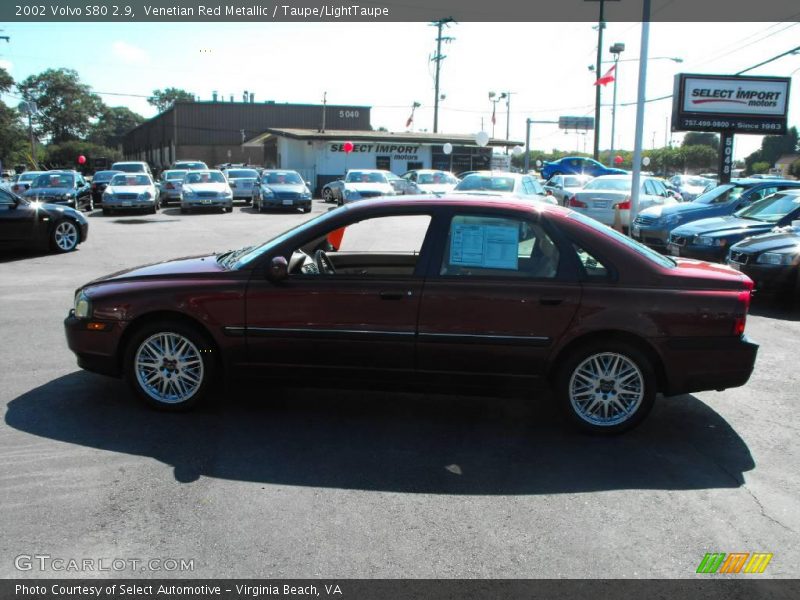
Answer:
[543, 174, 594, 206]
[225, 168, 260, 203]
[180, 170, 234, 213]
[569, 175, 677, 230]
[102, 173, 159, 215]
[452, 171, 556, 204]
[157, 169, 188, 206]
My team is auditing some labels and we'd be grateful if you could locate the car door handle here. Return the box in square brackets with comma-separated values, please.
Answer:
[540, 297, 564, 306]
[379, 290, 406, 300]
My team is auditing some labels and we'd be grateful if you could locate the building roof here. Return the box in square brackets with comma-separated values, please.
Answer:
[243, 128, 522, 148]
[775, 154, 800, 165]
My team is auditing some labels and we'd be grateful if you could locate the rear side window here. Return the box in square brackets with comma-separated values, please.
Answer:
[573, 244, 609, 279]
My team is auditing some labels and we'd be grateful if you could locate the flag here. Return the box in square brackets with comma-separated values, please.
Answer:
[594, 65, 616, 86]
[491, 103, 496, 126]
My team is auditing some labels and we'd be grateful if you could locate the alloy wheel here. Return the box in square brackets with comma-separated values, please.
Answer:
[54, 221, 79, 251]
[134, 332, 205, 405]
[568, 352, 644, 427]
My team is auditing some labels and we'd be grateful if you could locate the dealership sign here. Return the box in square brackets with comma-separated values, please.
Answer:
[672, 73, 791, 134]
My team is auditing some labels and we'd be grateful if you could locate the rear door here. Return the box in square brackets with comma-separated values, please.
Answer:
[417, 210, 582, 383]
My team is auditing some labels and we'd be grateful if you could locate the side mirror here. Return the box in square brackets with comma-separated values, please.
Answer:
[267, 256, 288, 281]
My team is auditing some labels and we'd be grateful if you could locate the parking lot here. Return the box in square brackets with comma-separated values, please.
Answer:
[1, 199, 799, 578]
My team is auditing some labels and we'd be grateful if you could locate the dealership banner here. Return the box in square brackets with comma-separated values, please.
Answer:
[3, 0, 800, 21]
[672, 73, 791, 135]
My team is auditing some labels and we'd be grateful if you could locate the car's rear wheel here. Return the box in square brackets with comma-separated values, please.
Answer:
[50, 219, 80, 253]
[556, 341, 655, 434]
[124, 322, 216, 411]
[322, 188, 333, 203]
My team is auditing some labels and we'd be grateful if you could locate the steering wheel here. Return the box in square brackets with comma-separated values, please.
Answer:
[314, 249, 336, 275]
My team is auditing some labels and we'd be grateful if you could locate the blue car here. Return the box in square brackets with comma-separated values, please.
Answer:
[540, 156, 627, 180]
[632, 178, 800, 252]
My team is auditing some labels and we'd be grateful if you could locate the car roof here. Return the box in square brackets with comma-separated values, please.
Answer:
[344, 195, 564, 215]
[731, 177, 797, 185]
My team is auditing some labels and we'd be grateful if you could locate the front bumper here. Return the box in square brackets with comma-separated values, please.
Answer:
[182, 197, 233, 209]
[631, 224, 670, 250]
[261, 197, 312, 209]
[666, 242, 727, 262]
[729, 260, 798, 291]
[103, 197, 156, 210]
[657, 335, 759, 396]
[64, 312, 122, 377]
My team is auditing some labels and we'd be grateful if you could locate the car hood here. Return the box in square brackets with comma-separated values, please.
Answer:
[25, 200, 86, 219]
[88, 254, 226, 285]
[658, 201, 731, 218]
[262, 183, 307, 193]
[673, 216, 771, 237]
[184, 183, 229, 193]
[730, 229, 800, 254]
[106, 185, 153, 194]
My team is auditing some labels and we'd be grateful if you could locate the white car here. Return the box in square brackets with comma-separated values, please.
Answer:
[180, 170, 234, 213]
[569, 175, 677, 229]
[451, 171, 556, 204]
[402, 169, 460, 194]
[339, 169, 398, 204]
[101, 173, 159, 215]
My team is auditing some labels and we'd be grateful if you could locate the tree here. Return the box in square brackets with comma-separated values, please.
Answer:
[0, 67, 31, 167]
[89, 106, 145, 149]
[16, 68, 103, 143]
[790, 158, 800, 179]
[744, 127, 799, 174]
[147, 88, 195, 113]
[43, 140, 121, 171]
[682, 132, 720, 150]
[750, 161, 771, 175]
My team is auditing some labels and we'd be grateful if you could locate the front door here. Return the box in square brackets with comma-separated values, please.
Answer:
[0, 190, 35, 244]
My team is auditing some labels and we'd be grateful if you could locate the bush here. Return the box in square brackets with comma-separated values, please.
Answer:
[749, 161, 771, 175]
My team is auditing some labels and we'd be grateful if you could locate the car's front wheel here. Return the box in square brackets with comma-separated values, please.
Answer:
[50, 219, 80, 253]
[556, 341, 656, 434]
[322, 188, 333, 203]
[124, 322, 216, 411]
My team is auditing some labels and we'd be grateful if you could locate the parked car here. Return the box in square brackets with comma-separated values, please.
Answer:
[632, 179, 800, 252]
[668, 175, 715, 202]
[102, 173, 159, 215]
[157, 170, 189, 206]
[727, 226, 800, 295]
[322, 170, 397, 205]
[452, 171, 555, 204]
[10, 171, 45, 196]
[402, 169, 460, 194]
[568, 175, 676, 230]
[541, 157, 627, 180]
[224, 168, 260, 204]
[180, 170, 233, 213]
[0, 185, 88, 252]
[63, 197, 757, 433]
[24, 171, 94, 211]
[543, 174, 593, 206]
[252, 170, 313, 213]
[171, 160, 208, 171]
[385, 172, 422, 195]
[110, 161, 153, 177]
[666, 189, 800, 262]
[90, 170, 123, 206]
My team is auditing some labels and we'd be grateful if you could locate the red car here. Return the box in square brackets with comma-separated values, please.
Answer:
[64, 198, 758, 433]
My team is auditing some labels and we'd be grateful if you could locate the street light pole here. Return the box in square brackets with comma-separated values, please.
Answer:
[430, 17, 455, 133]
[630, 0, 651, 233]
[608, 43, 624, 167]
[504, 92, 512, 154]
[590, 0, 606, 161]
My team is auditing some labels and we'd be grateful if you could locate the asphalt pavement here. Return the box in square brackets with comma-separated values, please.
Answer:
[1, 199, 798, 578]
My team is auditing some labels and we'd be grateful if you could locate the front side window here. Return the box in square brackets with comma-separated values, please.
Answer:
[441, 215, 560, 279]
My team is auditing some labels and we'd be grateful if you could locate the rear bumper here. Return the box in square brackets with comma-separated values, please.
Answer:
[657, 335, 758, 396]
[64, 312, 122, 377]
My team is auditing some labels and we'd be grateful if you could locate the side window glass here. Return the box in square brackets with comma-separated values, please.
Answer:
[573, 244, 609, 278]
[0, 189, 16, 204]
[441, 215, 559, 279]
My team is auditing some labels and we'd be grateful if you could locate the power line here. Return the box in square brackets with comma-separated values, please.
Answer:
[736, 44, 800, 75]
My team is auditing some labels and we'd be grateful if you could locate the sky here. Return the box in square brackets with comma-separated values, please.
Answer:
[1, 21, 799, 161]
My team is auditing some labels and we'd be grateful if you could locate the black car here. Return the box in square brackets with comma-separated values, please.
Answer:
[90, 170, 123, 205]
[23, 171, 94, 211]
[727, 228, 800, 295]
[667, 190, 800, 263]
[0, 186, 89, 253]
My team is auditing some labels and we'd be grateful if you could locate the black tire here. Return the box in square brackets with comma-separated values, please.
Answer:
[322, 188, 333, 203]
[302, 206, 311, 213]
[180, 208, 188, 214]
[149, 204, 157, 215]
[224, 206, 233, 213]
[84, 197, 94, 212]
[49, 219, 80, 253]
[244, 198, 251, 205]
[555, 340, 656, 434]
[102, 207, 112, 216]
[123, 320, 217, 411]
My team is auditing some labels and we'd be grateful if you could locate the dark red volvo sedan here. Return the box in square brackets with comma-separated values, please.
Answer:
[65, 198, 758, 433]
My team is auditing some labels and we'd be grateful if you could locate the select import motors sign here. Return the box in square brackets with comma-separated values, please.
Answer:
[672, 73, 791, 134]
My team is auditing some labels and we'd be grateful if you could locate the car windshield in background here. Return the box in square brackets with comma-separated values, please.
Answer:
[164, 170, 188, 180]
[93, 171, 121, 182]
[34, 173, 74, 188]
[175, 162, 206, 170]
[583, 178, 631, 192]
[265, 172, 303, 185]
[112, 163, 146, 173]
[186, 172, 226, 184]
[419, 172, 456, 184]
[693, 184, 746, 205]
[346, 172, 387, 184]
[19, 172, 42, 182]
[735, 192, 800, 223]
[227, 169, 259, 179]
[685, 177, 711, 187]
[111, 174, 151, 186]
[455, 175, 515, 192]
[564, 176, 588, 187]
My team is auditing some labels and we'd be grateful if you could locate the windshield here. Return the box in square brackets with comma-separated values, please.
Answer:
[185, 171, 226, 184]
[227, 169, 259, 179]
[112, 163, 146, 173]
[683, 177, 711, 188]
[418, 172, 456, 184]
[34, 173, 74, 188]
[164, 170, 188, 180]
[734, 192, 800, 223]
[175, 162, 207, 170]
[93, 171, 120, 182]
[111, 174, 151, 186]
[583, 178, 631, 192]
[345, 171, 388, 184]
[569, 211, 676, 268]
[455, 174, 515, 192]
[264, 171, 303, 184]
[564, 176, 588, 188]
[693, 184, 746, 205]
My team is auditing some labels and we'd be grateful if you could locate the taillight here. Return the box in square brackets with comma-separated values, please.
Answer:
[568, 196, 587, 208]
[733, 288, 752, 336]
[614, 197, 631, 210]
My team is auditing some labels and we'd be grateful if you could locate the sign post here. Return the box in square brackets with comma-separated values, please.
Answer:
[718, 132, 734, 184]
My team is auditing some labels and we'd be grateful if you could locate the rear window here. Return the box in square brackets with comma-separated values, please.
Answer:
[455, 175, 515, 193]
[264, 171, 303, 184]
[163, 170, 188, 180]
[227, 169, 259, 179]
[175, 162, 207, 170]
[92, 171, 120, 182]
[584, 178, 631, 192]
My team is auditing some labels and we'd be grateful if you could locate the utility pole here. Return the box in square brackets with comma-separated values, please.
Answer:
[430, 17, 455, 133]
[630, 0, 651, 231]
[504, 92, 513, 154]
[321, 91, 327, 133]
[587, 0, 619, 160]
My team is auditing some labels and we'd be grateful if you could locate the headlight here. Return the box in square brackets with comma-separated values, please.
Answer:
[62, 193, 74, 200]
[74, 291, 91, 319]
[261, 187, 275, 197]
[219, 191, 233, 198]
[756, 252, 792, 266]
[344, 189, 360, 199]
[139, 191, 152, 200]
[694, 236, 725, 247]
[663, 214, 680, 226]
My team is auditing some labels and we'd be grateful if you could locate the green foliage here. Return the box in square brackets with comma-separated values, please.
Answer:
[89, 106, 145, 148]
[42, 140, 121, 171]
[16, 68, 103, 144]
[744, 127, 798, 174]
[0, 67, 14, 94]
[749, 161, 771, 175]
[147, 88, 195, 113]
[682, 132, 719, 150]
[789, 159, 800, 179]
[0, 67, 31, 167]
